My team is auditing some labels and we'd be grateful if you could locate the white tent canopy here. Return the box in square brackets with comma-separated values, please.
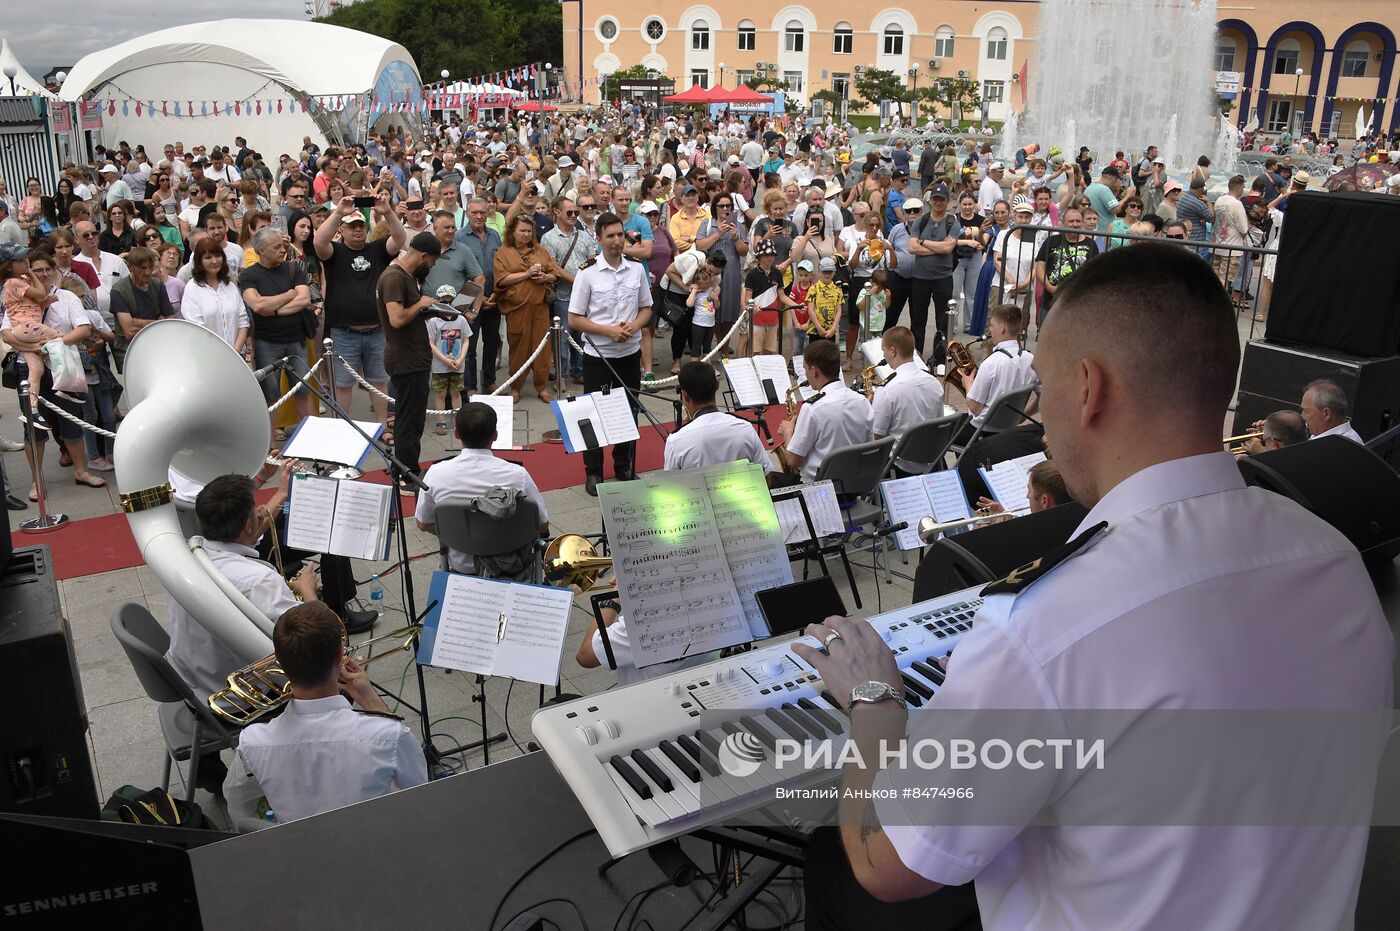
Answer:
[0, 37, 56, 98]
[442, 81, 526, 97]
[59, 19, 420, 158]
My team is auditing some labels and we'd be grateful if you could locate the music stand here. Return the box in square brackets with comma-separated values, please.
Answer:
[771, 485, 859, 608]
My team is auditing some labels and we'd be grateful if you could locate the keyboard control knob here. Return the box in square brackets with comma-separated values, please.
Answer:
[599, 719, 620, 739]
[668, 682, 681, 696]
[880, 628, 895, 643]
[760, 660, 784, 677]
[576, 725, 598, 746]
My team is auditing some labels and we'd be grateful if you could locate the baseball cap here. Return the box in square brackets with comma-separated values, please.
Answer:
[1162, 181, 1183, 195]
[341, 212, 367, 225]
[927, 183, 950, 200]
[902, 197, 924, 211]
[679, 184, 698, 196]
[989, 161, 1006, 171]
[796, 260, 814, 272]
[99, 164, 119, 175]
[409, 230, 441, 256]
[556, 155, 575, 168]
[892, 169, 908, 180]
[1012, 201, 1034, 216]
[727, 154, 741, 165]
[638, 200, 661, 214]
[707, 167, 722, 181]
[310, 201, 330, 213]
[818, 257, 836, 272]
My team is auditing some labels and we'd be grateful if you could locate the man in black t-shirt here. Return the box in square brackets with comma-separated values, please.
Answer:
[376, 231, 441, 485]
[239, 228, 314, 428]
[1033, 206, 1099, 327]
[312, 193, 406, 424]
[109, 246, 176, 371]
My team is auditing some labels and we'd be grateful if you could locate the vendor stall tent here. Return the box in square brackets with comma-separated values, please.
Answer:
[58, 20, 421, 158]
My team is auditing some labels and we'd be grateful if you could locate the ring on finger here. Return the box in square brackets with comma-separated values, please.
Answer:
[823, 630, 843, 648]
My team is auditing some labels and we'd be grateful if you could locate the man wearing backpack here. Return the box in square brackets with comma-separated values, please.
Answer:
[1133, 146, 1158, 197]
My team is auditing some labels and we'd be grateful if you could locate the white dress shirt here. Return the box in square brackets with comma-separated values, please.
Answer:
[786, 379, 874, 483]
[166, 539, 299, 700]
[568, 255, 653, 359]
[228, 695, 429, 824]
[415, 447, 550, 574]
[871, 363, 945, 469]
[966, 340, 1035, 427]
[664, 409, 773, 473]
[978, 174, 1003, 216]
[875, 452, 1392, 930]
[1310, 420, 1363, 444]
[180, 280, 247, 346]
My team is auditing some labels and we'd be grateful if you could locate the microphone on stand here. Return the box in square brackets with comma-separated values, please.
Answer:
[252, 356, 290, 380]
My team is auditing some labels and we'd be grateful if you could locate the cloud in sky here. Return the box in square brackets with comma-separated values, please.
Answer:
[6, 3, 308, 74]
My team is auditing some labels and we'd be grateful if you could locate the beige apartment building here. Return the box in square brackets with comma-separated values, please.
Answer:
[560, 2, 1400, 136]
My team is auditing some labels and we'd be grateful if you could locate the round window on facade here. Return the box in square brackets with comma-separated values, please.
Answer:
[599, 18, 618, 41]
[645, 18, 665, 42]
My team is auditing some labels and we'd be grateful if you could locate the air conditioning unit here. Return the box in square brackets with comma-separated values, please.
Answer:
[756, 69, 766, 78]
[854, 64, 866, 74]
[957, 69, 969, 78]
[929, 60, 939, 70]
[1011, 72, 1020, 82]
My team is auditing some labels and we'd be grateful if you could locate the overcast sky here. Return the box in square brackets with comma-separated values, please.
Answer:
[8, 4, 308, 75]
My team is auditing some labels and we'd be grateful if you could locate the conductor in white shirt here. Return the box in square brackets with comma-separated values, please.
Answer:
[777, 339, 874, 484]
[415, 403, 550, 574]
[1301, 379, 1364, 443]
[870, 326, 945, 474]
[664, 362, 773, 474]
[791, 243, 1391, 929]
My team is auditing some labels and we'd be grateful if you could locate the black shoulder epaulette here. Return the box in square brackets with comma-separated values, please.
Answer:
[980, 521, 1107, 598]
[807, 391, 826, 404]
[579, 256, 599, 270]
[356, 709, 406, 722]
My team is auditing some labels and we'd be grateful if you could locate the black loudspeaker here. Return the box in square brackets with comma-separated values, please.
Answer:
[1265, 191, 1400, 356]
[0, 546, 99, 819]
[914, 501, 1089, 602]
[2, 493, 11, 573]
[1238, 436, 1400, 565]
[1232, 340, 1400, 440]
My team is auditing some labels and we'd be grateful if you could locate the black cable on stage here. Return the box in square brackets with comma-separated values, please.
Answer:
[488, 828, 599, 931]
[500, 896, 592, 931]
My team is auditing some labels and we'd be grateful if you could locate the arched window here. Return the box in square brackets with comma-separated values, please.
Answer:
[935, 26, 955, 58]
[1342, 38, 1371, 77]
[691, 20, 710, 51]
[1273, 37, 1300, 75]
[785, 21, 805, 53]
[987, 26, 1008, 61]
[833, 22, 853, 55]
[883, 25, 905, 57]
[738, 19, 756, 52]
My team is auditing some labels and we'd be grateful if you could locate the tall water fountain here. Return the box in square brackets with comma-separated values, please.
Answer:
[1030, 0, 1219, 173]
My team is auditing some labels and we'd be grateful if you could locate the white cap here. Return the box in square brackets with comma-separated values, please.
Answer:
[989, 161, 1007, 171]
[556, 155, 575, 168]
[99, 164, 119, 175]
[707, 167, 722, 181]
[639, 200, 661, 214]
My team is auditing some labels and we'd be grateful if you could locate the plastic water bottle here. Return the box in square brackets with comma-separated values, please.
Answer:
[370, 574, 384, 605]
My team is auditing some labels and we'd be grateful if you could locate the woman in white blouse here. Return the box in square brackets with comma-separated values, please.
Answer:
[180, 236, 248, 352]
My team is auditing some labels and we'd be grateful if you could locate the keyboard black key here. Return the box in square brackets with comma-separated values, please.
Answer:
[782, 703, 828, 739]
[912, 661, 945, 686]
[610, 754, 652, 800]
[696, 729, 723, 758]
[820, 690, 849, 715]
[797, 698, 843, 733]
[677, 734, 721, 776]
[738, 715, 780, 751]
[630, 748, 674, 793]
[766, 707, 812, 742]
[660, 740, 703, 783]
[901, 673, 934, 702]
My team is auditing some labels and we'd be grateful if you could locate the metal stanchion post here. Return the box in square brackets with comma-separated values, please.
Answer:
[18, 380, 69, 533]
[543, 316, 565, 444]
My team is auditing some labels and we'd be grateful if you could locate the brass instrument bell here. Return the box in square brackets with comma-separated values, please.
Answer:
[544, 533, 614, 592]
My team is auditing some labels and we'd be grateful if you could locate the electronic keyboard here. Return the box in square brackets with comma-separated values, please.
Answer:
[532, 587, 984, 857]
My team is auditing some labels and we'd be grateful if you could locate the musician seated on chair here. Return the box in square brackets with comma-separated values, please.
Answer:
[975, 460, 1069, 515]
[664, 361, 773, 474]
[1300, 379, 1363, 444]
[1237, 411, 1309, 457]
[575, 599, 717, 687]
[871, 326, 945, 475]
[223, 602, 429, 827]
[415, 401, 549, 574]
[955, 303, 1038, 443]
[776, 339, 874, 483]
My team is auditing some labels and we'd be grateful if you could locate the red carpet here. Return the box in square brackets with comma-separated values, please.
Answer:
[14, 408, 787, 581]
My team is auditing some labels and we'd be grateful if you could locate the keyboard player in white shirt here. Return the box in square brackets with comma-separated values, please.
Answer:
[664, 362, 773, 475]
[870, 326, 945, 475]
[776, 339, 874, 483]
[791, 244, 1392, 930]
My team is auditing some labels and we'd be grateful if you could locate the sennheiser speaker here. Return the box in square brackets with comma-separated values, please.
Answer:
[914, 501, 1089, 602]
[1238, 436, 1400, 564]
[0, 546, 99, 819]
[1232, 340, 1400, 440]
[1265, 191, 1400, 356]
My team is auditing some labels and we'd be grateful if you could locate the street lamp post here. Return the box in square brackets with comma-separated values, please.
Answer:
[717, 61, 725, 90]
[907, 64, 919, 123]
[2, 64, 17, 96]
[1292, 66, 1304, 135]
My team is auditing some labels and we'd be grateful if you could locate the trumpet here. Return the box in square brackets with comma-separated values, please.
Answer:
[207, 625, 420, 725]
[1224, 431, 1264, 456]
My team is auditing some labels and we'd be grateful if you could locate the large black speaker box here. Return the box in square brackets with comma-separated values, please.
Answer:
[1232, 340, 1400, 440]
[0, 546, 99, 819]
[2, 495, 11, 573]
[1265, 191, 1400, 356]
[1238, 436, 1400, 565]
[914, 501, 1089, 602]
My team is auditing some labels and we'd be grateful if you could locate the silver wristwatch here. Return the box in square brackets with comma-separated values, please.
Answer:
[849, 681, 904, 707]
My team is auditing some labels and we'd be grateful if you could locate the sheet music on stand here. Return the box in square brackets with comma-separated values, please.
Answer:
[416, 572, 574, 685]
[790, 357, 818, 400]
[599, 470, 751, 667]
[722, 358, 782, 408]
[772, 480, 847, 544]
[860, 337, 930, 383]
[979, 452, 1048, 514]
[467, 394, 517, 450]
[281, 416, 385, 468]
[702, 461, 794, 639]
[550, 388, 639, 453]
[880, 471, 973, 550]
[285, 473, 395, 560]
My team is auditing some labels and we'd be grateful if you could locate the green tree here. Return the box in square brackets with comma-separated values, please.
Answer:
[318, 0, 561, 80]
[918, 78, 983, 124]
[854, 67, 913, 118]
[602, 65, 672, 101]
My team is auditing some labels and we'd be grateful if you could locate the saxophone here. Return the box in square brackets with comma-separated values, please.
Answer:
[773, 381, 808, 474]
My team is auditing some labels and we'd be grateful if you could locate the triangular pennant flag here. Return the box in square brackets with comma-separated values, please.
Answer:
[174, 101, 181, 116]
[201, 101, 208, 116]
[256, 100, 262, 114]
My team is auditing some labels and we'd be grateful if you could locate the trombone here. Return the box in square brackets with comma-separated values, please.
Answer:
[916, 508, 1018, 543]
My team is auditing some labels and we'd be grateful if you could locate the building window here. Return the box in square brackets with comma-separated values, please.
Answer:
[987, 27, 1008, 61]
[1214, 41, 1235, 71]
[691, 69, 709, 89]
[738, 20, 755, 51]
[785, 22, 805, 53]
[984, 80, 1005, 104]
[1266, 99, 1292, 132]
[691, 21, 709, 51]
[737, 69, 754, 85]
[883, 25, 905, 57]
[784, 70, 804, 93]
[1342, 41, 1369, 77]
[832, 73, 851, 99]
[644, 18, 665, 42]
[1273, 39, 1299, 75]
[598, 18, 618, 42]
[834, 23, 853, 55]
[935, 26, 955, 58]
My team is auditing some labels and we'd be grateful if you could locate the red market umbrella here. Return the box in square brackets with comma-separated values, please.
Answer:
[721, 84, 775, 105]
[511, 99, 557, 112]
[664, 83, 714, 104]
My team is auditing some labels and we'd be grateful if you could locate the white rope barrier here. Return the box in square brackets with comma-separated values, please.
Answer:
[35, 395, 119, 439]
[264, 356, 326, 414]
[568, 302, 754, 390]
